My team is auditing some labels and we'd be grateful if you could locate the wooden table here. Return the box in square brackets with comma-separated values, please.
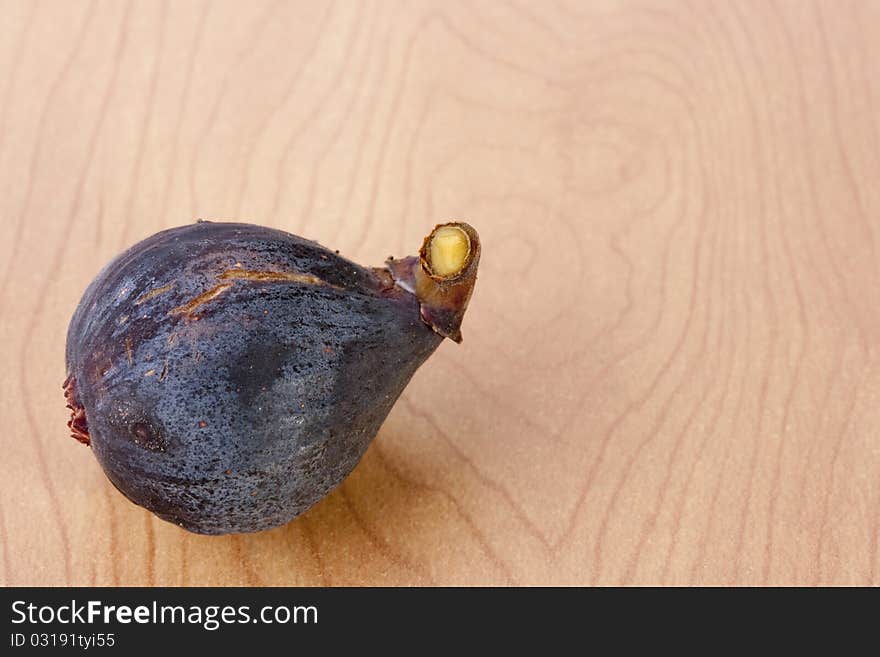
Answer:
[2, 0, 878, 586]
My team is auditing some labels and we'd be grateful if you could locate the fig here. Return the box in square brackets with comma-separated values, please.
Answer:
[64, 221, 480, 534]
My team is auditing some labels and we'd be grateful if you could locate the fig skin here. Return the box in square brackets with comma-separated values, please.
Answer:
[64, 221, 461, 534]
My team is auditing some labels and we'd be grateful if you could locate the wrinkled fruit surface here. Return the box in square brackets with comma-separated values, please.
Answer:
[65, 222, 445, 534]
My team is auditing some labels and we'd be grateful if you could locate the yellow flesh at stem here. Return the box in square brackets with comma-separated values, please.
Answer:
[429, 226, 470, 277]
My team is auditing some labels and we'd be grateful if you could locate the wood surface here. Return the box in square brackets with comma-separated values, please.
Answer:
[1, 0, 879, 586]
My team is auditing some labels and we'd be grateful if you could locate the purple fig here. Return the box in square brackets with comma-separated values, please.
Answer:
[64, 221, 480, 534]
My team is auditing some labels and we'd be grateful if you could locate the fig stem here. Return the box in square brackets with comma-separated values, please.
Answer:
[386, 222, 480, 343]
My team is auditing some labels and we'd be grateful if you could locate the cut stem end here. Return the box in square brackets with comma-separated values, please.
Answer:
[426, 225, 471, 278]
[386, 222, 480, 342]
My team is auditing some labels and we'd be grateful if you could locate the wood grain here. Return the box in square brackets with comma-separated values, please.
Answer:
[1, 0, 879, 586]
